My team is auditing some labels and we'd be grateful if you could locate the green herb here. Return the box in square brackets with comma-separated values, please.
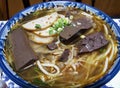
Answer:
[57, 28, 63, 34]
[35, 24, 41, 29]
[49, 18, 70, 35]
[32, 78, 49, 87]
[99, 48, 106, 53]
[49, 29, 54, 35]
[11, 23, 20, 30]
[34, 67, 40, 72]
[33, 11, 40, 16]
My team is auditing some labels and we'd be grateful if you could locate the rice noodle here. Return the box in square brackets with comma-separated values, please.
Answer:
[86, 52, 98, 64]
[68, 84, 82, 88]
[85, 28, 94, 35]
[62, 46, 75, 72]
[81, 12, 93, 18]
[46, 76, 64, 83]
[36, 60, 60, 76]
[71, 60, 86, 71]
[95, 44, 111, 61]
[102, 57, 109, 73]
[72, 64, 77, 71]
[84, 52, 97, 80]
[65, 46, 74, 64]
[52, 50, 64, 55]
[88, 57, 109, 82]
[109, 38, 115, 61]
[103, 24, 109, 35]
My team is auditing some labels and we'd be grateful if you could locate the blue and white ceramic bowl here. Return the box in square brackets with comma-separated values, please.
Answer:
[0, 1, 120, 88]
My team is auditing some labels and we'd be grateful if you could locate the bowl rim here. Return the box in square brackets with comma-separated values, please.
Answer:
[0, 1, 120, 88]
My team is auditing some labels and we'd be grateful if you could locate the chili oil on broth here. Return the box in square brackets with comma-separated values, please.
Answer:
[4, 7, 118, 88]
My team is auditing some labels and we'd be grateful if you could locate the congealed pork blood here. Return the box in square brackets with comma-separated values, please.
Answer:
[47, 41, 57, 50]
[60, 16, 93, 44]
[8, 28, 38, 71]
[76, 32, 109, 54]
[58, 49, 70, 62]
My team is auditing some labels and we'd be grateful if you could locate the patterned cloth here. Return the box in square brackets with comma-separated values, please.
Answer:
[0, 19, 120, 88]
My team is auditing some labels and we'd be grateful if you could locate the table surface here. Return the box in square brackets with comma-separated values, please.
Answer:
[0, 19, 120, 88]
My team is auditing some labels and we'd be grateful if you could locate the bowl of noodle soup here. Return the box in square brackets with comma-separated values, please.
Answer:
[0, 1, 120, 88]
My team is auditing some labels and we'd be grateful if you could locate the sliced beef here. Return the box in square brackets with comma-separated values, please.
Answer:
[60, 16, 93, 44]
[8, 28, 38, 71]
[47, 42, 57, 50]
[76, 32, 109, 54]
[58, 49, 70, 62]
[60, 26, 82, 44]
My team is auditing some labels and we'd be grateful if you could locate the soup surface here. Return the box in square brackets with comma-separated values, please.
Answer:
[4, 7, 118, 88]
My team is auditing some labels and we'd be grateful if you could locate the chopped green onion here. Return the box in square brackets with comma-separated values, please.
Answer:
[34, 67, 40, 72]
[49, 17, 71, 35]
[57, 28, 63, 33]
[35, 24, 41, 29]
[33, 11, 40, 16]
[49, 29, 54, 35]
[99, 48, 106, 53]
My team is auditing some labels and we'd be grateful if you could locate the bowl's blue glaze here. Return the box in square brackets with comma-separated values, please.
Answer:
[0, 1, 120, 88]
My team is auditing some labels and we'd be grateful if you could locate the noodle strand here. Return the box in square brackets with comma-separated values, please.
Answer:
[109, 39, 115, 61]
[103, 24, 109, 35]
[102, 57, 109, 73]
[36, 60, 60, 76]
